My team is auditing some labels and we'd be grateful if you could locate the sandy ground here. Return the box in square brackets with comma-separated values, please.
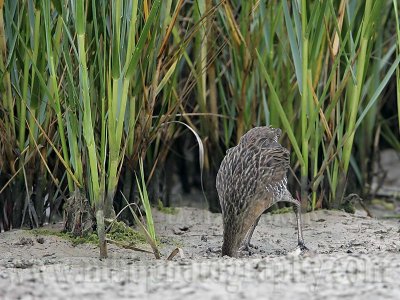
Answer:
[1, 207, 400, 300]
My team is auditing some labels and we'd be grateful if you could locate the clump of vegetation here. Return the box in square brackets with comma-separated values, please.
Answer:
[31, 221, 148, 247]
[106, 221, 147, 245]
[30, 228, 98, 246]
[370, 199, 396, 211]
[270, 207, 294, 215]
[339, 202, 356, 214]
[157, 200, 178, 215]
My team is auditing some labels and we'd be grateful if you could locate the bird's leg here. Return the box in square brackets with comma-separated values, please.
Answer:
[285, 190, 308, 251]
[241, 215, 261, 251]
[293, 200, 308, 251]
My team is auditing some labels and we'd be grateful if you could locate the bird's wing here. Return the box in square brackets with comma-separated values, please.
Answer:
[216, 144, 257, 214]
[216, 142, 290, 214]
[257, 143, 290, 187]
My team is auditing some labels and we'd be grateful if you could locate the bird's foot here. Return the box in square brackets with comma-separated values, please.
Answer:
[298, 242, 309, 252]
[239, 243, 258, 256]
[241, 242, 258, 251]
[288, 242, 310, 257]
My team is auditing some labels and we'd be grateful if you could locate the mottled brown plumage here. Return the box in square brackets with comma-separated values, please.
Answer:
[216, 126, 307, 257]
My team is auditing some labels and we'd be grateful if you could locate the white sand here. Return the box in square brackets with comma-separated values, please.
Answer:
[1, 208, 399, 299]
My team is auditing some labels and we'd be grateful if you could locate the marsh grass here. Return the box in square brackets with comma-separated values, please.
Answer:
[0, 0, 399, 257]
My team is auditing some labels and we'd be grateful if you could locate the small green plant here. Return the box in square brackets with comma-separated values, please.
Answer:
[157, 199, 178, 215]
[30, 228, 99, 246]
[107, 221, 148, 245]
[111, 157, 161, 259]
[135, 158, 156, 242]
[31, 221, 147, 247]
[270, 207, 294, 215]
